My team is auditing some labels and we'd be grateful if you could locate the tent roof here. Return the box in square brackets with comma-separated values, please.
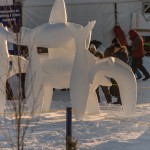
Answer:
[23, 0, 143, 6]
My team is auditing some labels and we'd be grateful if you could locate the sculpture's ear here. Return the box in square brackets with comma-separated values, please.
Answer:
[49, 0, 67, 24]
[86, 33, 91, 49]
[82, 21, 96, 48]
[83, 21, 96, 39]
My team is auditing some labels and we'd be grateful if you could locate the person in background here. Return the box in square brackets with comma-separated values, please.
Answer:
[94, 51, 112, 104]
[109, 43, 129, 105]
[129, 29, 150, 81]
[89, 44, 96, 54]
[113, 43, 129, 64]
[112, 37, 142, 79]
[21, 46, 29, 59]
[90, 40, 106, 53]
[111, 38, 119, 47]
[104, 46, 115, 58]
[90, 40, 102, 49]
[104, 43, 129, 105]
[128, 46, 142, 79]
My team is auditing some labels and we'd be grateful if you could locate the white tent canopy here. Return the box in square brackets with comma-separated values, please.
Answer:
[21, 0, 144, 47]
[0, 0, 149, 47]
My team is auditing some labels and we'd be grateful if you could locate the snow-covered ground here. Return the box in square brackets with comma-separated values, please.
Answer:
[1, 57, 150, 150]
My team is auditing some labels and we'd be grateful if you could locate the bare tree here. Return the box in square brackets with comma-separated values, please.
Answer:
[0, 0, 39, 149]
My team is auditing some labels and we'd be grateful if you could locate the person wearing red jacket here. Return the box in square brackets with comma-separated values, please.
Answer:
[129, 29, 150, 81]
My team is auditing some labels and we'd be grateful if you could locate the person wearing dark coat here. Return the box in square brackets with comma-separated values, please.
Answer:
[109, 43, 129, 105]
[129, 29, 150, 81]
[104, 46, 114, 58]
[112, 38, 119, 46]
[89, 44, 96, 54]
[113, 43, 129, 64]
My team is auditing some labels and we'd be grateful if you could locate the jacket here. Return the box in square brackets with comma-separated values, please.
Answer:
[128, 29, 144, 58]
[113, 48, 129, 64]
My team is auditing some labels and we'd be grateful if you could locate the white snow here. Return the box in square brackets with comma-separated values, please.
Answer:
[1, 57, 150, 149]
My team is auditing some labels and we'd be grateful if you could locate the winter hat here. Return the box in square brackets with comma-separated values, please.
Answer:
[89, 44, 96, 51]
[112, 38, 118, 44]
[114, 42, 121, 48]
[90, 40, 102, 48]
[128, 29, 139, 41]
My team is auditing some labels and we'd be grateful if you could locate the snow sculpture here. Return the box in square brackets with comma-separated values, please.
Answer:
[86, 57, 137, 116]
[0, 24, 28, 115]
[0, 0, 137, 120]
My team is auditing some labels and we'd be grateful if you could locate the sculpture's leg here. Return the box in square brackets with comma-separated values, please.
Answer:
[25, 48, 46, 117]
[69, 21, 96, 120]
[85, 85, 100, 115]
[86, 71, 112, 115]
[41, 84, 53, 113]
[25, 70, 44, 117]
[26, 82, 44, 117]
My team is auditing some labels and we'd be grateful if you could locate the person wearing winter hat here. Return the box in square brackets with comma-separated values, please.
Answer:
[129, 29, 150, 81]
[89, 44, 96, 54]
[112, 38, 119, 46]
[113, 43, 129, 64]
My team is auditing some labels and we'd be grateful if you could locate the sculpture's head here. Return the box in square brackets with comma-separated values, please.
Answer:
[29, 0, 96, 78]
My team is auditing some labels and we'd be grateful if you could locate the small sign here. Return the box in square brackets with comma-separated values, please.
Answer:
[37, 47, 48, 54]
[0, 5, 21, 32]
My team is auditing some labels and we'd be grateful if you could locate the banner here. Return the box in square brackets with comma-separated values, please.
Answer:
[0, 5, 21, 32]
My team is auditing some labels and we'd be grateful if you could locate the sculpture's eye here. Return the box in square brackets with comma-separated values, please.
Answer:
[37, 47, 48, 54]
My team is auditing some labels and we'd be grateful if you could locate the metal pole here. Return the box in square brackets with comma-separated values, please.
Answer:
[66, 107, 72, 150]
[114, 3, 118, 25]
